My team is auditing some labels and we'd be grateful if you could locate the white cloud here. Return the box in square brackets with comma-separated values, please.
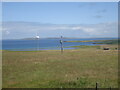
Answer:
[72, 26, 82, 30]
[1, 21, 118, 39]
[81, 28, 95, 33]
[6, 31, 10, 35]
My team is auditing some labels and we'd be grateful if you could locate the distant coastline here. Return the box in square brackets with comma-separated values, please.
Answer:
[1, 37, 119, 40]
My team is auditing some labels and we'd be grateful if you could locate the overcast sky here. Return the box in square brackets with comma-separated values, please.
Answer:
[2, 2, 118, 39]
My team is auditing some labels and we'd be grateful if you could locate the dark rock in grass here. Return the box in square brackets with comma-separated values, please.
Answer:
[103, 48, 109, 50]
[115, 48, 117, 50]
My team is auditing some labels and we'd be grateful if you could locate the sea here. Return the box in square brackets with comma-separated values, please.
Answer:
[1, 38, 117, 51]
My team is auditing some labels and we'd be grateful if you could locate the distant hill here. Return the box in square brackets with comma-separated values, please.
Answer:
[21, 37, 118, 40]
[22, 38, 39, 40]
[22, 37, 80, 40]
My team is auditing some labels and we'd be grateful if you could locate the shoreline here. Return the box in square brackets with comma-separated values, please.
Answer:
[2, 45, 119, 52]
[2, 39, 119, 51]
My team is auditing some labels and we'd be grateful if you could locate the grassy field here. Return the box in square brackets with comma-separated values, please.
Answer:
[65, 39, 120, 45]
[2, 45, 118, 88]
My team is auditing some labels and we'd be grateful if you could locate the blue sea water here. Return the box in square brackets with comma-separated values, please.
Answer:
[1, 38, 117, 51]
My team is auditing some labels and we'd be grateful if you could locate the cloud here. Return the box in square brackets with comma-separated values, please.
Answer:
[93, 15, 103, 18]
[93, 9, 107, 19]
[97, 9, 107, 13]
[78, 2, 97, 8]
[88, 2, 97, 7]
[5, 31, 10, 35]
[2, 21, 118, 39]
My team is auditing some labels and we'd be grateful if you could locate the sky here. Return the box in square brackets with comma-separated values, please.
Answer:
[2, 2, 118, 39]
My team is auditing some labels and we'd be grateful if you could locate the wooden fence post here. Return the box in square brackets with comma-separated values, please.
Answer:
[96, 82, 98, 90]
[109, 87, 112, 90]
[60, 36, 63, 53]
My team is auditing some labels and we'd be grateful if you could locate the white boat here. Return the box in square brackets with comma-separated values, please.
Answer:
[36, 35, 40, 39]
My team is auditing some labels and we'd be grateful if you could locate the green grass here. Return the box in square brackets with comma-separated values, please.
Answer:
[93, 39, 120, 45]
[2, 47, 118, 88]
[69, 45, 118, 50]
[70, 45, 101, 49]
[65, 39, 120, 45]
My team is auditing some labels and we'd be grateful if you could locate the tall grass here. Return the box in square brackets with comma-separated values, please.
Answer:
[2, 47, 118, 88]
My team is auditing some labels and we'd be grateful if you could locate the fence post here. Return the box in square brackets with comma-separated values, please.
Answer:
[60, 36, 63, 53]
[96, 82, 98, 90]
[109, 87, 112, 90]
